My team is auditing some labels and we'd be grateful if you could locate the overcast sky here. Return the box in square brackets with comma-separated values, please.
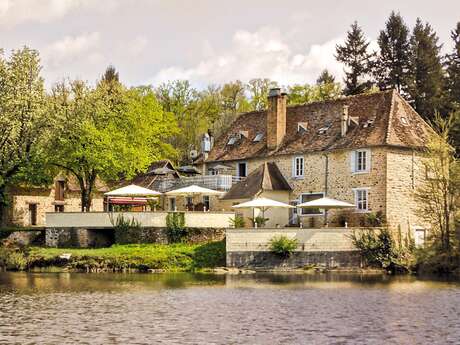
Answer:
[0, 0, 459, 89]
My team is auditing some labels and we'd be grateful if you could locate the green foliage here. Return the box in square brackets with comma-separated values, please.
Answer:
[335, 21, 374, 95]
[0, 246, 28, 270]
[287, 81, 341, 105]
[17, 242, 225, 272]
[229, 214, 245, 228]
[365, 211, 386, 227]
[250, 216, 269, 228]
[166, 212, 186, 243]
[407, 18, 445, 122]
[47, 80, 178, 211]
[351, 228, 414, 273]
[269, 235, 299, 258]
[374, 11, 411, 94]
[111, 214, 142, 244]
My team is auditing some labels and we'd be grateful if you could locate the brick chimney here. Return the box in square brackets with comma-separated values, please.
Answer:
[341, 104, 349, 137]
[267, 88, 287, 150]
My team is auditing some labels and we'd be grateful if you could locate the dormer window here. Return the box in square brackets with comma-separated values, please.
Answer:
[227, 136, 237, 145]
[253, 133, 264, 142]
[238, 130, 249, 139]
[297, 122, 308, 133]
[318, 125, 331, 134]
[363, 119, 374, 128]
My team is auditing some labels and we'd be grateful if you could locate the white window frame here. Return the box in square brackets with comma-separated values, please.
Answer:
[292, 156, 304, 178]
[169, 197, 176, 211]
[236, 161, 248, 178]
[299, 192, 325, 216]
[413, 226, 426, 248]
[353, 188, 369, 212]
[203, 195, 210, 211]
[351, 149, 371, 174]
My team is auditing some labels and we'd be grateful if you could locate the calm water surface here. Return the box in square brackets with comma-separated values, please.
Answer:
[0, 272, 459, 345]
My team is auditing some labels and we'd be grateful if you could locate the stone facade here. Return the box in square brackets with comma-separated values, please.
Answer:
[204, 146, 427, 235]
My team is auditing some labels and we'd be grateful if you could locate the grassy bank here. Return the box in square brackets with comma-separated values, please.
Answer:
[0, 241, 226, 272]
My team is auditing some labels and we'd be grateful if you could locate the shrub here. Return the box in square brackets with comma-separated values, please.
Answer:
[166, 212, 186, 243]
[250, 216, 269, 228]
[112, 215, 142, 244]
[365, 211, 385, 227]
[350, 228, 414, 273]
[229, 214, 245, 228]
[269, 235, 298, 258]
[0, 246, 28, 271]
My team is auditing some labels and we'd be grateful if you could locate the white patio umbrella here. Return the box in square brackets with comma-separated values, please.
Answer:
[105, 184, 162, 211]
[105, 184, 162, 197]
[165, 185, 224, 211]
[165, 185, 225, 196]
[297, 196, 355, 227]
[232, 197, 294, 227]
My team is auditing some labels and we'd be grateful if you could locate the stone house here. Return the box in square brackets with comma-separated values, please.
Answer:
[3, 176, 107, 227]
[196, 88, 433, 242]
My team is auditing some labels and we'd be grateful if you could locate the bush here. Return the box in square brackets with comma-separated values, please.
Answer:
[112, 215, 142, 244]
[0, 246, 28, 270]
[269, 235, 298, 258]
[229, 214, 245, 228]
[166, 212, 186, 243]
[350, 228, 414, 273]
[250, 216, 269, 228]
[365, 211, 385, 227]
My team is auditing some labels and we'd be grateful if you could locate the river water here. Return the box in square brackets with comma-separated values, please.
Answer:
[0, 272, 459, 345]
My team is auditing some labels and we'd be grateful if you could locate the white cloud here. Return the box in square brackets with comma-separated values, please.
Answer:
[148, 27, 345, 87]
[0, 0, 119, 27]
[42, 32, 101, 67]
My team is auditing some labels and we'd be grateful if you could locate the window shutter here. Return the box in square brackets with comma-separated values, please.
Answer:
[350, 151, 356, 173]
[365, 149, 371, 172]
[292, 157, 296, 177]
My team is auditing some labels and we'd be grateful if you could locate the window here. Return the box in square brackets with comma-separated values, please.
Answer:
[414, 227, 426, 248]
[54, 205, 64, 213]
[169, 198, 176, 211]
[186, 196, 193, 208]
[292, 156, 304, 178]
[55, 180, 65, 201]
[203, 196, 210, 211]
[253, 133, 264, 142]
[227, 136, 237, 145]
[29, 203, 37, 225]
[351, 149, 371, 173]
[297, 122, 308, 133]
[208, 168, 218, 175]
[354, 188, 369, 212]
[299, 192, 324, 215]
[237, 162, 247, 178]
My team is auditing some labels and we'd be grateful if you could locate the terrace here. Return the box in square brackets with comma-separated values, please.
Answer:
[151, 174, 245, 193]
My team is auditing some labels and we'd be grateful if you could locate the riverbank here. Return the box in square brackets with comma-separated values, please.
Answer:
[0, 241, 226, 272]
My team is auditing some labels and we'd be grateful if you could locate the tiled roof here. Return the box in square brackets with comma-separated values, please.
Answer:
[222, 162, 291, 200]
[201, 90, 433, 163]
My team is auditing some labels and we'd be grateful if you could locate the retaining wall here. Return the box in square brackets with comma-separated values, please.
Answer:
[226, 228, 363, 268]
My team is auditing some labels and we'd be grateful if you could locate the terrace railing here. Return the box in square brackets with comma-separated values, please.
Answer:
[152, 175, 244, 192]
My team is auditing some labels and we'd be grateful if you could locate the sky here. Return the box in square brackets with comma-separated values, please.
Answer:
[0, 0, 459, 89]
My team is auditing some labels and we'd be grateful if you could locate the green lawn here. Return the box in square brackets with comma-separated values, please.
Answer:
[3, 241, 226, 272]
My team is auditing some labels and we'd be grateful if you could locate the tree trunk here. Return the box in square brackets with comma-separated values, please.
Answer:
[0, 186, 7, 227]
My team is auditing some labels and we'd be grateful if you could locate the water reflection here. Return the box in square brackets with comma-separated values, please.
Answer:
[0, 272, 459, 344]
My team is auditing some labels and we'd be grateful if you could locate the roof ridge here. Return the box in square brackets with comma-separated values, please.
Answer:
[385, 89, 397, 144]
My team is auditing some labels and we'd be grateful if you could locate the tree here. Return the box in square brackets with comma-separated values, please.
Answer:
[316, 69, 336, 84]
[415, 113, 459, 253]
[247, 78, 278, 110]
[48, 81, 178, 211]
[101, 65, 119, 84]
[335, 21, 374, 95]
[407, 18, 445, 122]
[446, 22, 460, 112]
[374, 11, 411, 94]
[287, 81, 341, 106]
[0, 47, 51, 224]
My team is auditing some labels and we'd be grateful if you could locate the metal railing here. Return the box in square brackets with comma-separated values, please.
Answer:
[152, 175, 245, 192]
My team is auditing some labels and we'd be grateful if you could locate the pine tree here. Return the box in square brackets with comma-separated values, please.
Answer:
[101, 65, 119, 83]
[335, 21, 374, 95]
[374, 11, 411, 94]
[316, 69, 335, 84]
[407, 18, 445, 122]
[446, 22, 460, 110]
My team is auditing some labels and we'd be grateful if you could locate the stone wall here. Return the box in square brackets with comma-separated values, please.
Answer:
[226, 228, 362, 268]
[45, 227, 225, 248]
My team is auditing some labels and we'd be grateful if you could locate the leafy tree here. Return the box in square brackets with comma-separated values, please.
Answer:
[407, 18, 445, 122]
[287, 82, 341, 105]
[247, 78, 278, 110]
[101, 65, 119, 84]
[415, 113, 459, 253]
[0, 47, 51, 224]
[335, 21, 374, 95]
[374, 11, 411, 94]
[48, 81, 177, 211]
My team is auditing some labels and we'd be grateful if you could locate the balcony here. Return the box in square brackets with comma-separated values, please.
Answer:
[152, 175, 244, 193]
